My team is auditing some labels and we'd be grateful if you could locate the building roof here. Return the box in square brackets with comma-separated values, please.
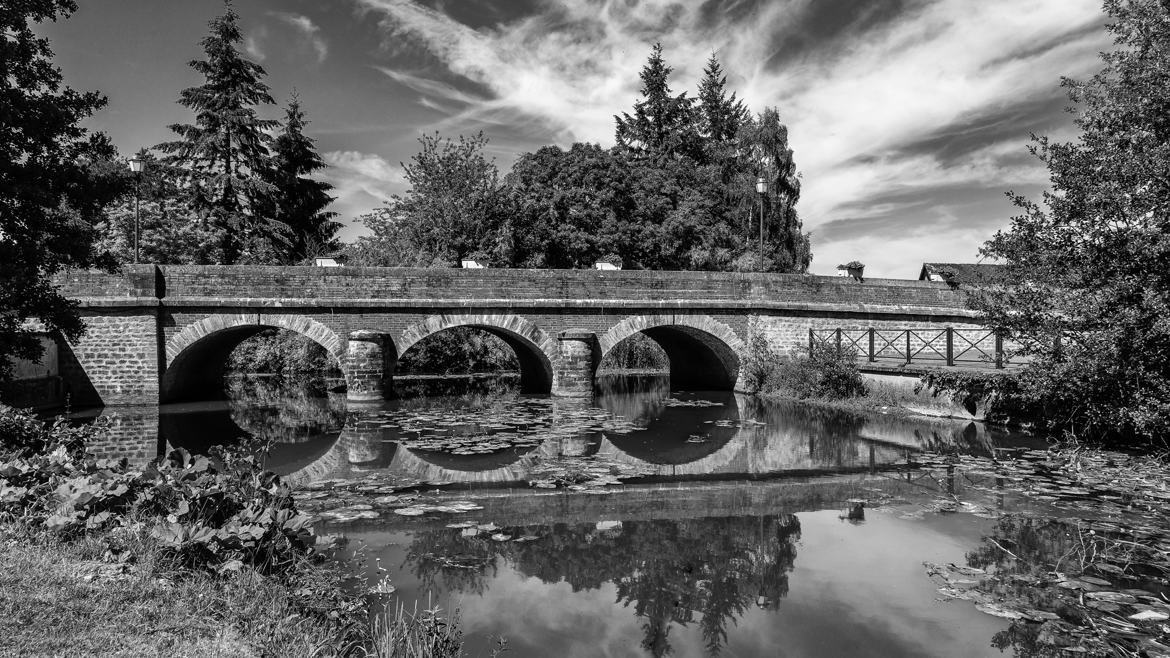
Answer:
[918, 262, 1008, 285]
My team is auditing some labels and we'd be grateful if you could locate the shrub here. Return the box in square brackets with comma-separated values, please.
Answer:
[740, 332, 784, 393]
[771, 343, 868, 400]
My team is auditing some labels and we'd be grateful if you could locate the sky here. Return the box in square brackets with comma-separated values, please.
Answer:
[38, 0, 1110, 278]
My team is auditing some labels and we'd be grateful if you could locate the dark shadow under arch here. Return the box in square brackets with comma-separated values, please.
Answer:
[162, 324, 342, 403]
[599, 316, 743, 392]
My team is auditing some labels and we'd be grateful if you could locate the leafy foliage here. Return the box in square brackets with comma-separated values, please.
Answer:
[972, 0, 1170, 446]
[748, 341, 868, 400]
[0, 0, 110, 383]
[227, 328, 341, 374]
[91, 151, 225, 264]
[0, 406, 340, 575]
[396, 328, 518, 376]
[351, 132, 512, 267]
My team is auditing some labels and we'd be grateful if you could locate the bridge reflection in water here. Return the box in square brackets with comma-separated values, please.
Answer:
[78, 374, 1026, 488]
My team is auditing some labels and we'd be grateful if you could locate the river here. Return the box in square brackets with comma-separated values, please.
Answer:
[72, 374, 1066, 657]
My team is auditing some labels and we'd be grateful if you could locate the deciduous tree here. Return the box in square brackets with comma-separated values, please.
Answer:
[0, 0, 109, 382]
[973, 0, 1170, 445]
[354, 132, 510, 266]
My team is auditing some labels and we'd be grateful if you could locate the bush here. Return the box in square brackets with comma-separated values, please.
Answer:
[740, 332, 784, 393]
[0, 408, 341, 574]
[775, 343, 868, 399]
[739, 334, 867, 399]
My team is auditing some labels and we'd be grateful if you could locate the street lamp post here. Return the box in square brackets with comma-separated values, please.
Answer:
[128, 157, 144, 264]
[755, 176, 768, 247]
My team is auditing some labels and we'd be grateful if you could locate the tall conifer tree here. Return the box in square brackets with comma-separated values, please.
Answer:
[264, 95, 339, 263]
[697, 54, 748, 144]
[157, 2, 280, 264]
[614, 43, 700, 160]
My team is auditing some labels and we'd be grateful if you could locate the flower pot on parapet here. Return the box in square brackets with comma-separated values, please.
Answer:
[836, 260, 865, 281]
[461, 251, 491, 269]
[594, 254, 623, 270]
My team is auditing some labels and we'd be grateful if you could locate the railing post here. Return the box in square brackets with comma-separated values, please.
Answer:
[946, 327, 954, 367]
[905, 330, 912, 365]
[808, 328, 814, 354]
[995, 334, 1004, 369]
[868, 328, 875, 362]
[836, 328, 842, 355]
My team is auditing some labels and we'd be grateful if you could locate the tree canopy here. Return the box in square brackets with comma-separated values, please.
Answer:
[0, 0, 109, 382]
[972, 0, 1170, 445]
[359, 45, 813, 274]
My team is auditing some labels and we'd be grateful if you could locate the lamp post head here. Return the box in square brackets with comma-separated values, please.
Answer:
[755, 176, 768, 195]
[128, 157, 144, 174]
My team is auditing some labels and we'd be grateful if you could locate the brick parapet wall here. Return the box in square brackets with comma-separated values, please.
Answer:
[54, 266, 972, 315]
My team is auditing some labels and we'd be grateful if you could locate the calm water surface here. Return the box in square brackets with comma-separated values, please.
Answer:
[75, 374, 1049, 657]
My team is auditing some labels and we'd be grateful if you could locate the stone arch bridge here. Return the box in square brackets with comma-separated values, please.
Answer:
[50, 265, 981, 406]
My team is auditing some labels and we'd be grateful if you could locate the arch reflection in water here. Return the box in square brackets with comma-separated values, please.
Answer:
[159, 375, 345, 476]
[145, 374, 1035, 487]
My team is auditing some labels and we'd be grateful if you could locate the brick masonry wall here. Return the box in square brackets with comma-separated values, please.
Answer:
[55, 265, 971, 312]
[59, 309, 159, 406]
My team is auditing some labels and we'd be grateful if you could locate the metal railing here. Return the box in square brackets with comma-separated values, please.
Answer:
[809, 328, 1009, 369]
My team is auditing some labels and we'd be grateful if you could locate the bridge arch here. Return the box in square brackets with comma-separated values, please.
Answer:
[599, 315, 745, 391]
[161, 313, 344, 403]
[395, 314, 557, 394]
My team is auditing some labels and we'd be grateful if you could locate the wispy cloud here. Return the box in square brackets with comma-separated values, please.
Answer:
[271, 11, 329, 63]
[320, 151, 407, 238]
[244, 27, 267, 61]
[349, 0, 1108, 276]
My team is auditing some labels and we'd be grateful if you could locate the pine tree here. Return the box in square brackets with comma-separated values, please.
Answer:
[697, 54, 748, 144]
[0, 0, 110, 383]
[263, 95, 340, 263]
[157, 2, 281, 264]
[614, 43, 700, 160]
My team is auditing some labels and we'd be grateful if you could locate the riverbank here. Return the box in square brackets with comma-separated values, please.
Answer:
[0, 405, 464, 658]
[0, 524, 343, 657]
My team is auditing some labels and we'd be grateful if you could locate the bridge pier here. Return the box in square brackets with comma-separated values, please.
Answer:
[345, 330, 392, 402]
[553, 329, 597, 398]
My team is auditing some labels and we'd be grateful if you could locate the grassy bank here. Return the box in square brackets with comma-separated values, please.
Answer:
[0, 525, 348, 657]
[0, 405, 466, 658]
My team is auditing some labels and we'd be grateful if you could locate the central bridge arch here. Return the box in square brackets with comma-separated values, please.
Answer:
[599, 315, 745, 390]
[395, 314, 558, 394]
